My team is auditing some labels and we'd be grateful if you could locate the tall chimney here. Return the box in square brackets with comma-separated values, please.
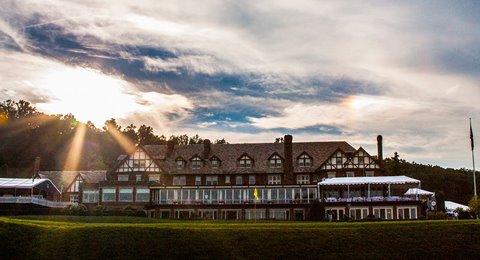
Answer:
[377, 135, 383, 167]
[33, 156, 40, 178]
[203, 139, 211, 159]
[283, 134, 294, 184]
[167, 141, 174, 157]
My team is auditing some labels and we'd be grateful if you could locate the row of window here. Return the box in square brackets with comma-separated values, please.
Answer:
[151, 187, 317, 205]
[82, 188, 150, 203]
[327, 171, 374, 178]
[175, 154, 313, 170]
[326, 206, 417, 221]
[170, 174, 310, 186]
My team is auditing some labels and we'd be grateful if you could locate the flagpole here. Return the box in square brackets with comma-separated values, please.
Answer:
[471, 118, 477, 199]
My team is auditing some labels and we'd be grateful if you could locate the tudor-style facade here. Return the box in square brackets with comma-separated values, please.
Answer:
[74, 134, 421, 220]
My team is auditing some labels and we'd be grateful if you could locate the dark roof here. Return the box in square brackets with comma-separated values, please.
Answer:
[39, 170, 106, 191]
[142, 141, 356, 174]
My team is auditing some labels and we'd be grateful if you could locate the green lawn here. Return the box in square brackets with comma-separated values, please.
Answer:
[1, 216, 479, 259]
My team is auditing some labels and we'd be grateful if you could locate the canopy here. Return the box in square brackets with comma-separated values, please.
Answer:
[444, 201, 469, 212]
[0, 178, 60, 194]
[404, 188, 435, 196]
[318, 175, 420, 186]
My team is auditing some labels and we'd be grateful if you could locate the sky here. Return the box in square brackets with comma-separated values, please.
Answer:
[1, 0, 479, 168]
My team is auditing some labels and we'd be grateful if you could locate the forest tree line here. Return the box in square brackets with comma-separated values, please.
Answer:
[0, 99, 226, 172]
[1, 99, 477, 205]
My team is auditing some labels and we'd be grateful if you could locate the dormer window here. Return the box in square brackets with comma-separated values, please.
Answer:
[176, 158, 185, 169]
[239, 155, 252, 168]
[269, 154, 282, 168]
[191, 156, 202, 169]
[297, 154, 312, 167]
[211, 157, 220, 168]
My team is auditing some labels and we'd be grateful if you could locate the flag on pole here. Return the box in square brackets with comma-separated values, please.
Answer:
[253, 187, 259, 201]
[471, 119, 475, 151]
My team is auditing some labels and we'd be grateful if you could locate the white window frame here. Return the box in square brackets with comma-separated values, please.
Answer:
[102, 188, 116, 202]
[248, 175, 256, 185]
[173, 176, 186, 186]
[269, 155, 282, 168]
[135, 188, 150, 202]
[268, 175, 281, 185]
[192, 157, 202, 169]
[239, 155, 252, 168]
[118, 175, 129, 181]
[176, 159, 185, 169]
[195, 176, 202, 185]
[297, 154, 312, 167]
[349, 207, 369, 220]
[225, 176, 231, 184]
[82, 190, 99, 203]
[206, 176, 219, 185]
[373, 207, 393, 220]
[149, 175, 160, 182]
[397, 206, 418, 220]
[296, 174, 309, 184]
[119, 188, 133, 202]
[235, 176, 243, 185]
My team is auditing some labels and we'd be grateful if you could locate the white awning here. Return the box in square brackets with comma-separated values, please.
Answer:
[404, 188, 435, 196]
[444, 201, 469, 212]
[318, 175, 420, 186]
[0, 178, 60, 193]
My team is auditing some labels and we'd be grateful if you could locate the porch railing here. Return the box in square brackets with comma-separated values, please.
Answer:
[322, 196, 419, 203]
[0, 196, 73, 208]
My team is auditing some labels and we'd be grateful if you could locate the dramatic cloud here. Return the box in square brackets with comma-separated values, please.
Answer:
[1, 0, 480, 168]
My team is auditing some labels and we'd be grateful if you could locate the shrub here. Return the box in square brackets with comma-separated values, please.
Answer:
[468, 197, 480, 216]
[122, 205, 136, 216]
[427, 211, 446, 220]
[63, 204, 88, 216]
[93, 205, 108, 216]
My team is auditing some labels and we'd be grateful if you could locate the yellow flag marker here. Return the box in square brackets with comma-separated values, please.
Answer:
[254, 187, 259, 201]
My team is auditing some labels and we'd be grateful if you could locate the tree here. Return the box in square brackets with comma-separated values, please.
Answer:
[275, 137, 284, 143]
[214, 138, 227, 144]
[102, 118, 121, 132]
[123, 124, 138, 144]
[189, 134, 203, 144]
[468, 197, 480, 216]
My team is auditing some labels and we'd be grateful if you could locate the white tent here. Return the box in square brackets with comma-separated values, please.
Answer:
[318, 175, 420, 186]
[404, 188, 435, 196]
[444, 201, 469, 213]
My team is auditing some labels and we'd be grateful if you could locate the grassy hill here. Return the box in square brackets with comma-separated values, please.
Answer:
[1, 216, 480, 259]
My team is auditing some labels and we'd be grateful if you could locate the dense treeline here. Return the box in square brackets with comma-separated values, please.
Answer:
[0, 100, 226, 174]
[383, 152, 477, 206]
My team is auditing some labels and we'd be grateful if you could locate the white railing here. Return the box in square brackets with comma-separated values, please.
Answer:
[0, 197, 73, 208]
[322, 196, 419, 203]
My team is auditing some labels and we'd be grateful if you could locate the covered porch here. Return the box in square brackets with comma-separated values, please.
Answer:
[318, 176, 421, 203]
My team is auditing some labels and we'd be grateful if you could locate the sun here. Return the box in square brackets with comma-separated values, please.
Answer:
[36, 67, 141, 127]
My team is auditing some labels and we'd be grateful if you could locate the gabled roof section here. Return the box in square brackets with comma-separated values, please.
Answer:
[344, 147, 380, 169]
[318, 147, 351, 171]
[113, 146, 163, 173]
[39, 171, 106, 192]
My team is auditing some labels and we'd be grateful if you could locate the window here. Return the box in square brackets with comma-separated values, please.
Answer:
[70, 195, 79, 203]
[239, 155, 252, 168]
[206, 176, 218, 185]
[136, 188, 150, 202]
[225, 176, 231, 184]
[82, 190, 99, 203]
[149, 175, 160, 182]
[373, 207, 393, 220]
[211, 158, 220, 168]
[366, 171, 374, 177]
[118, 175, 129, 181]
[102, 188, 116, 202]
[136, 174, 142, 182]
[296, 174, 309, 184]
[69, 177, 82, 192]
[173, 176, 186, 186]
[176, 159, 185, 169]
[268, 175, 281, 185]
[192, 156, 202, 169]
[269, 154, 282, 168]
[350, 208, 369, 220]
[116, 148, 161, 172]
[236, 176, 243, 185]
[119, 188, 133, 202]
[346, 172, 355, 177]
[397, 207, 418, 220]
[297, 154, 312, 167]
[249, 175, 256, 185]
[195, 176, 202, 185]
[327, 172, 336, 178]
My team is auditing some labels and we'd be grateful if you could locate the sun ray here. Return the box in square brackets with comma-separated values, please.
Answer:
[63, 124, 87, 171]
[105, 123, 137, 154]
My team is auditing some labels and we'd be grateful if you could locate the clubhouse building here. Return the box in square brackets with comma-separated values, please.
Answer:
[1, 135, 426, 220]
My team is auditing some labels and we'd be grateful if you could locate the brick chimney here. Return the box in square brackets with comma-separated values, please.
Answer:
[167, 141, 175, 157]
[203, 139, 211, 159]
[33, 156, 40, 178]
[377, 135, 383, 167]
[283, 134, 294, 184]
